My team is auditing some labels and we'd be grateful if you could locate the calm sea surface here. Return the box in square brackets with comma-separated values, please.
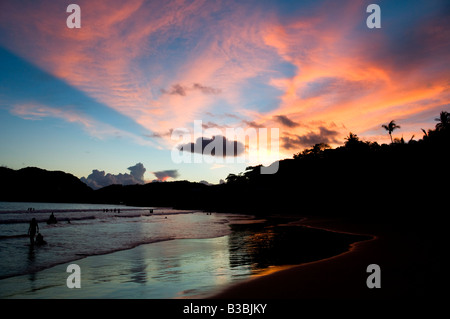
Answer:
[0, 202, 364, 298]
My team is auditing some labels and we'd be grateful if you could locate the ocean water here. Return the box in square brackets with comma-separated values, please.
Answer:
[0, 202, 366, 298]
[0, 202, 240, 278]
[0, 202, 263, 298]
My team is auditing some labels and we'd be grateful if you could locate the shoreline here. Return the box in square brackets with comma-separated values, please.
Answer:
[209, 216, 440, 299]
[2, 212, 442, 299]
[0, 209, 230, 281]
[0, 213, 370, 299]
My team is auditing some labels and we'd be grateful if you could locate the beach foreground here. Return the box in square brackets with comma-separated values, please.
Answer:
[1, 206, 368, 299]
[211, 217, 443, 299]
[1, 204, 443, 300]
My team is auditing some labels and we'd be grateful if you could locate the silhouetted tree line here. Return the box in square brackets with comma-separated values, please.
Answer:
[0, 112, 448, 222]
[215, 111, 450, 220]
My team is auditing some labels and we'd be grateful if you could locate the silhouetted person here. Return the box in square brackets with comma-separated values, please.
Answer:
[28, 218, 39, 245]
[35, 232, 47, 246]
[47, 213, 57, 224]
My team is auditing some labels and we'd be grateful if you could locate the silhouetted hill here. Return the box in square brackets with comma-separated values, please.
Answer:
[88, 121, 448, 222]
[210, 115, 450, 221]
[0, 166, 93, 203]
[1, 111, 448, 223]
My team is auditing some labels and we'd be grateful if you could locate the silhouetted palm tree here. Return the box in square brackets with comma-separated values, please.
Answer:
[344, 132, 360, 149]
[435, 111, 450, 131]
[345, 132, 359, 143]
[382, 120, 401, 143]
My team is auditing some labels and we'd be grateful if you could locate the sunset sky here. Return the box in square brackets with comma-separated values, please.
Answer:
[1, 0, 449, 185]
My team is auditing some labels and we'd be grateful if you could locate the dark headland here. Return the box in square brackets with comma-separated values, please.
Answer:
[2, 112, 447, 220]
[1, 111, 448, 298]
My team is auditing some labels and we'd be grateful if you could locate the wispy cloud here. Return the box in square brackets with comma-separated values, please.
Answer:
[10, 103, 155, 146]
[1, 0, 449, 157]
[160, 83, 222, 96]
[259, 1, 450, 147]
[0, 0, 281, 144]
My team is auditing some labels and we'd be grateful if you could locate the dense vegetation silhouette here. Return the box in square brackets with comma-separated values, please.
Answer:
[1, 111, 448, 223]
[213, 111, 449, 220]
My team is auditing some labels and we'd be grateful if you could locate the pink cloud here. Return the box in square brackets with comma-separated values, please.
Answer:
[2, 1, 278, 144]
[10, 103, 155, 146]
[256, 2, 450, 149]
[1, 0, 448, 157]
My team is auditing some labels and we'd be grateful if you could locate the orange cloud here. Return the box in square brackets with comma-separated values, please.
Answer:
[256, 1, 450, 151]
[1, 0, 448, 160]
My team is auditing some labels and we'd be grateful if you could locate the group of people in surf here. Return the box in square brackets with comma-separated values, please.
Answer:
[103, 208, 121, 213]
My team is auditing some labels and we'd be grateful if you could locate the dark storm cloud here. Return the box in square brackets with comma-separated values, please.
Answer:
[178, 135, 245, 157]
[273, 115, 300, 128]
[281, 126, 339, 150]
[153, 169, 179, 181]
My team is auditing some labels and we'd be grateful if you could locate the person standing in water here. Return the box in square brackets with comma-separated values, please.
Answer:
[28, 218, 39, 245]
[47, 212, 57, 224]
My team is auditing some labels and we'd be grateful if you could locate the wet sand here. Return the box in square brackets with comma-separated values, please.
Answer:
[211, 217, 443, 299]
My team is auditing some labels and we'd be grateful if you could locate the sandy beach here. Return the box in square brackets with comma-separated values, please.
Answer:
[1, 205, 443, 301]
[211, 217, 443, 299]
